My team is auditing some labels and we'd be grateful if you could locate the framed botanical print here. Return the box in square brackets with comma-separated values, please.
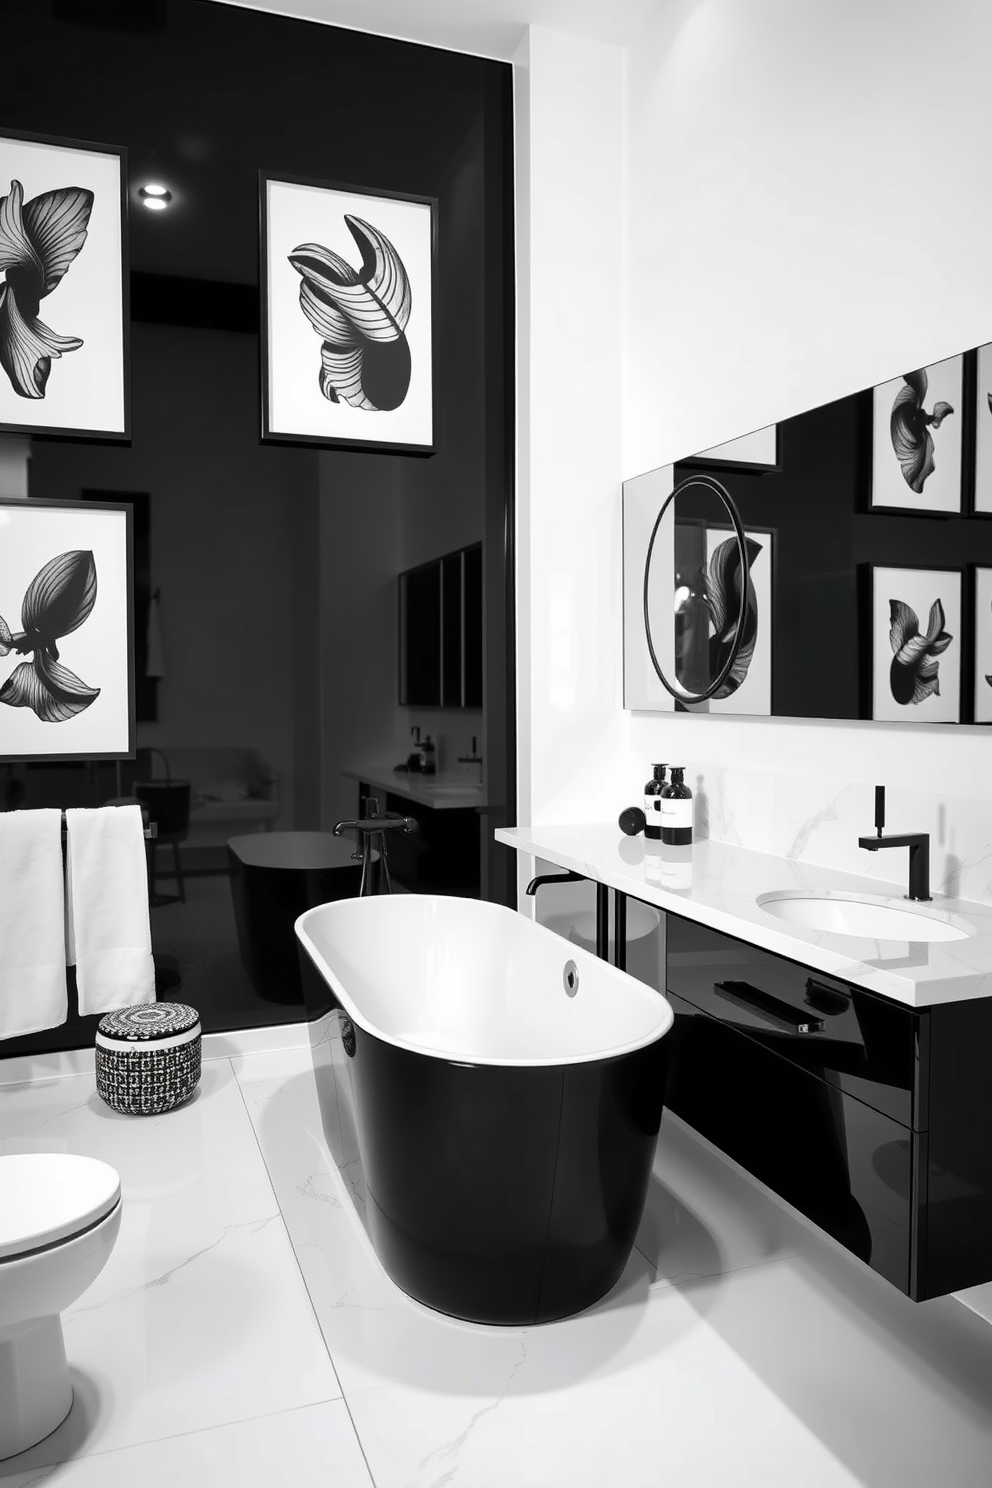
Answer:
[870, 354, 963, 515]
[0, 498, 133, 760]
[260, 173, 436, 455]
[0, 130, 129, 441]
[973, 567, 992, 723]
[870, 564, 962, 724]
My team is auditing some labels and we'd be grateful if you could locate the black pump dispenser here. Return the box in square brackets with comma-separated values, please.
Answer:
[660, 766, 693, 846]
[643, 763, 667, 841]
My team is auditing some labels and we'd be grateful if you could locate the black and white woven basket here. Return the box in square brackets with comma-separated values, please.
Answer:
[95, 1003, 201, 1115]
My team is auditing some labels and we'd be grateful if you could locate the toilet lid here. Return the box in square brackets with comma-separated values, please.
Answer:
[0, 1154, 122, 1261]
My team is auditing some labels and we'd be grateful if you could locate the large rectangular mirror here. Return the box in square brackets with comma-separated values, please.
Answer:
[623, 342, 992, 724]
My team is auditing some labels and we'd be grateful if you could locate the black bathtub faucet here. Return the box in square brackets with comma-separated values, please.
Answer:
[333, 795, 418, 897]
[857, 785, 931, 902]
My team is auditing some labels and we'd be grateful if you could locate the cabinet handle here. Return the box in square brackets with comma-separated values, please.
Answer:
[714, 980, 826, 1034]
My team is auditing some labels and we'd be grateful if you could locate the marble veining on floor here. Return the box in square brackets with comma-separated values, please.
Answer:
[2, 1044, 992, 1485]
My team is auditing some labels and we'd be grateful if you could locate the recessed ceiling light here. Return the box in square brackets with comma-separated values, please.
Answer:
[138, 183, 173, 210]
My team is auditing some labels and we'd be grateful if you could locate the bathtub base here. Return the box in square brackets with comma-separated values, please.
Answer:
[336, 1019, 671, 1326]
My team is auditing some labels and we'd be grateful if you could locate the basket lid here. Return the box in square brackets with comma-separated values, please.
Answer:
[97, 1002, 199, 1042]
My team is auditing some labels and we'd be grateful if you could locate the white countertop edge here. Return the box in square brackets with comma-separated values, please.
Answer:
[496, 824, 992, 1009]
[343, 763, 487, 810]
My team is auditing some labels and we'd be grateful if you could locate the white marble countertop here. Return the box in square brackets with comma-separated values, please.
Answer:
[495, 823, 992, 1009]
[343, 764, 486, 811]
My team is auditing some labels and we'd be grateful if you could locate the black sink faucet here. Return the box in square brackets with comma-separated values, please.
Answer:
[858, 785, 931, 902]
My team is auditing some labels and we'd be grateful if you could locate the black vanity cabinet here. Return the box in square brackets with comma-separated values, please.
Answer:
[398, 543, 483, 708]
[659, 911, 992, 1301]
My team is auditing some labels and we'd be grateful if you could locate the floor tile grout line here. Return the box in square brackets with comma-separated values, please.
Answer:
[10, 1393, 357, 1478]
[228, 1050, 381, 1488]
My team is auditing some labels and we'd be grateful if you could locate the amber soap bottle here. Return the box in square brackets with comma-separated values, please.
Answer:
[643, 764, 667, 841]
[660, 766, 693, 846]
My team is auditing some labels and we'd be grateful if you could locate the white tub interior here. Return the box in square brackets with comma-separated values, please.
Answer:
[296, 895, 673, 1066]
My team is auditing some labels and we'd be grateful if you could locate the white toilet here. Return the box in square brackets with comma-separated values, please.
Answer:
[0, 1153, 122, 1460]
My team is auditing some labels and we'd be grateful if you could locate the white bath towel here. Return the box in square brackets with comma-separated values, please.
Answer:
[0, 809, 68, 1037]
[65, 805, 156, 1016]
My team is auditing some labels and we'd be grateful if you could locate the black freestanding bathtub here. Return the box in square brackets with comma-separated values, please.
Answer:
[295, 895, 673, 1325]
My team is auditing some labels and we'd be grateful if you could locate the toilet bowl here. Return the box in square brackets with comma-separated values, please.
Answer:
[0, 1154, 122, 1461]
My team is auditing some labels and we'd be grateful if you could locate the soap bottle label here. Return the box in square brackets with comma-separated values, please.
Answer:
[643, 794, 663, 838]
[659, 798, 692, 830]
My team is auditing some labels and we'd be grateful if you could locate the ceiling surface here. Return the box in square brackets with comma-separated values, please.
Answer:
[216, 0, 659, 59]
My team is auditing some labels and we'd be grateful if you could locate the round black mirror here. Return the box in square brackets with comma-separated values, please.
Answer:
[642, 473, 755, 705]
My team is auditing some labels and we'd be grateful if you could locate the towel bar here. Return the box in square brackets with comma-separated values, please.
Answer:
[59, 810, 158, 842]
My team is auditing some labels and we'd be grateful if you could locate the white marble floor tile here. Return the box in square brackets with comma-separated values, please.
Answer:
[234, 1044, 992, 1488]
[636, 1108, 831, 1285]
[0, 1060, 341, 1470]
[0, 1400, 373, 1488]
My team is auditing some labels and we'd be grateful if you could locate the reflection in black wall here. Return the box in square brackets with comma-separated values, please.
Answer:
[1, 0, 513, 1053]
[677, 373, 992, 721]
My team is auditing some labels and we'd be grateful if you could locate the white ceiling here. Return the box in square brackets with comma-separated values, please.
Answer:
[216, 0, 659, 60]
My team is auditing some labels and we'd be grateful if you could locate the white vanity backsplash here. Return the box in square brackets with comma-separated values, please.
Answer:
[686, 762, 992, 907]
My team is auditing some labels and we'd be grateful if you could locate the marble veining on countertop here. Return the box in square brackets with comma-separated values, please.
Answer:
[496, 823, 992, 1008]
[342, 762, 486, 810]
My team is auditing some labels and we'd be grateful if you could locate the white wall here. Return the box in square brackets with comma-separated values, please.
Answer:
[514, 25, 626, 843]
[520, 0, 992, 908]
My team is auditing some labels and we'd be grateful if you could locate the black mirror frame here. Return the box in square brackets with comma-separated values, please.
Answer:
[642, 473, 750, 704]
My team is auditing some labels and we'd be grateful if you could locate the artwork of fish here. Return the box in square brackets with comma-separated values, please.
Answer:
[0, 550, 100, 722]
[890, 368, 954, 494]
[0, 178, 94, 400]
[289, 215, 412, 412]
[889, 595, 952, 705]
[704, 534, 763, 699]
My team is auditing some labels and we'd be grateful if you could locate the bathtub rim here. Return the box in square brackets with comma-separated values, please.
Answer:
[294, 894, 674, 1069]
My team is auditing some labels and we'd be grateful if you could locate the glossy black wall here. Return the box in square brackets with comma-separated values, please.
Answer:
[0, 0, 514, 1053]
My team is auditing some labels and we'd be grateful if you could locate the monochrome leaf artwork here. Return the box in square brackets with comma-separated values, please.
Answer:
[890, 368, 954, 493]
[0, 178, 94, 400]
[703, 535, 762, 699]
[289, 215, 412, 413]
[0, 550, 100, 722]
[888, 595, 952, 705]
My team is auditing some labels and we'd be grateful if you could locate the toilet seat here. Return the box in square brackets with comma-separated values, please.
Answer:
[0, 1155, 121, 1262]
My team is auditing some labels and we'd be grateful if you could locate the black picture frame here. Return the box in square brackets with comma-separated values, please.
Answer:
[868, 562, 962, 724]
[869, 354, 964, 516]
[0, 128, 130, 444]
[970, 343, 992, 518]
[0, 497, 134, 762]
[259, 171, 437, 455]
[971, 565, 992, 724]
[681, 424, 780, 474]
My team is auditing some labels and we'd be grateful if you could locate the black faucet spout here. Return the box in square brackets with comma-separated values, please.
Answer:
[858, 832, 931, 902]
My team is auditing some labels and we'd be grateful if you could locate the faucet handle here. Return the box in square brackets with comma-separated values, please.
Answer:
[874, 784, 885, 837]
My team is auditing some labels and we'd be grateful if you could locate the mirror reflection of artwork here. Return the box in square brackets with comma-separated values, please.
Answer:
[0, 131, 128, 441]
[0, 499, 132, 761]
[870, 354, 963, 514]
[871, 565, 962, 724]
[973, 343, 992, 516]
[973, 568, 992, 724]
[677, 525, 773, 717]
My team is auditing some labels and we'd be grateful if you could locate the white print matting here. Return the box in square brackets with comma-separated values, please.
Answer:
[870, 354, 963, 514]
[871, 565, 962, 725]
[0, 500, 132, 759]
[974, 568, 992, 724]
[0, 133, 127, 439]
[974, 344, 992, 516]
[262, 175, 434, 452]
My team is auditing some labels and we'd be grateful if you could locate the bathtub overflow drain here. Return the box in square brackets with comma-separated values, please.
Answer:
[563, 960, 579, 997]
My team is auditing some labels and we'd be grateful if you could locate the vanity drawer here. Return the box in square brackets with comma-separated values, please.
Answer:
[665, 914, 926, 1130]
[665, 988, 918, 1296]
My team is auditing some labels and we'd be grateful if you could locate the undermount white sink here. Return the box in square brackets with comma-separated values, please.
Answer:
[757, 890, 974, 943]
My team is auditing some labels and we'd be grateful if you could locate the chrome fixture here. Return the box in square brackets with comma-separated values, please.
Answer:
[858, 785, 931, 902]
[333, 795, 417, 896]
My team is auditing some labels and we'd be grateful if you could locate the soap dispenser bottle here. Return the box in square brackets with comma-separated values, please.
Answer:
[643, 764, 667, 841]
[422, 734, 436, 776]
[660, 766, 693, 846]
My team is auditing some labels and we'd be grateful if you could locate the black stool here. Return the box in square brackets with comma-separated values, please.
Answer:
[134, 779, 191, 906]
